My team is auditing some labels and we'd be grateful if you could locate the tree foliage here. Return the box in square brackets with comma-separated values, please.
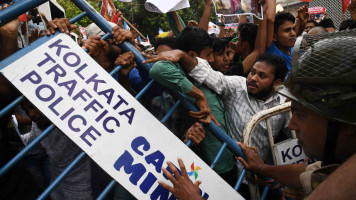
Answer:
[57, 0, 216, 41]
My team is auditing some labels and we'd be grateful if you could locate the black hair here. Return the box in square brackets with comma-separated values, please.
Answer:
[339, 19, 354, 31]
[306, 20, 318, 26]
[222, 36, 235, 42]
[318, 18, 335, 29]
[212, 37, 229, 53]
[238, 22, 258, 48]
[349, 21, 356, 30]
[255, 53, 288, 81]
[274, 12, 295, 33]
[153, 37, 177, 51]
[176, 26, 213, 54]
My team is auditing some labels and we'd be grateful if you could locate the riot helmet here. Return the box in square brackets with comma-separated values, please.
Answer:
[277, 29, 356, 164]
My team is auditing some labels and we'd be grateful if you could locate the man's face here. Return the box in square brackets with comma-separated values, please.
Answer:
[274, 21, 296, 49]
[198, 47, 214, 64]
[212, 46, 230, 73]
[288, 102, 328, 160]
[246, 61, 278, 101]
[305, 22, 316, 33]
[22, 100, 51, 130]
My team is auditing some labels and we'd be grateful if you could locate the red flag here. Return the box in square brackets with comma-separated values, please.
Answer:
[19, 13, 27, 23]
[300, 0, 311, 2]
[343, 0, 352, 13]
[100, 0, 119, 24]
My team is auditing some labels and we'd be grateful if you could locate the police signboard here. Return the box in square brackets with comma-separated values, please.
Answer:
[0, 33, 243, 200]
[273, 138, 316, 165]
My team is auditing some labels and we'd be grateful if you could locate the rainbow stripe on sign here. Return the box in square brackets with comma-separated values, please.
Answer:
[187, 162, 201, 180]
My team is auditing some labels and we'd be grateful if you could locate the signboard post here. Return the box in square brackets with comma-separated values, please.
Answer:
[0, 33, 243, 200]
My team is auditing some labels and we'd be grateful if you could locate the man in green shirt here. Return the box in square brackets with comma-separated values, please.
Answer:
[148, 28, 237, 186]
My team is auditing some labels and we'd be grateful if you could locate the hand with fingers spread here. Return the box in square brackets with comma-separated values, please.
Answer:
[112, 26, 135, 45]
[158, 158, 204, 200]
[29, 28, 44, 44]
[184, 123, 205, 146]
[237, 142, 265, 175]
[45, 18, 77, 36]
[115, 52, 135, 77]
[81, 36, 106, 58]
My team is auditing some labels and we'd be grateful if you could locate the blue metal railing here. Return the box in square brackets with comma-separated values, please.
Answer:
[0, 0, 250, 199]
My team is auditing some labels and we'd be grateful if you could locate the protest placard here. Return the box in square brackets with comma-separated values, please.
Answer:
[213, 0, 263, 19]
[144, 0, 190, 13]
[308, 7, 326, 23]
[0, 33, 244, 200]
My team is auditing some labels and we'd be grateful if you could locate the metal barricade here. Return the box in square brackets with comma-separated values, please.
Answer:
[242, 102, 294, 200]
[0, 0, 247, 199]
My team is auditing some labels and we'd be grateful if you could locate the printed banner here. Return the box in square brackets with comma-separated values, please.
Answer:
[101, 0, 119, 24]
[212, 0, 263, 19]
[0, 33, 244, 200]
[144, 0, 190, 13]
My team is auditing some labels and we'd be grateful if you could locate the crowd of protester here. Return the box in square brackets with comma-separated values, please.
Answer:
[0, 0, 356, 199]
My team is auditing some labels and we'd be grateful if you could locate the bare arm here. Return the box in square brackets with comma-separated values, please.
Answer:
[218, 15, 225, 38]
[295, 5, 309, 36]
[237, 142, 307, 189]
[241, 0, 268, 74]
[308, 153, 356, 199]
[266, 0, 276, 48]
[172, 11, 184, 32]
[143, 50, 198, 72]
[199, 0, 214, 31]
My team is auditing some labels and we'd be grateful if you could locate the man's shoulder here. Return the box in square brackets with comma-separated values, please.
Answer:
[151, 60, 183, 72]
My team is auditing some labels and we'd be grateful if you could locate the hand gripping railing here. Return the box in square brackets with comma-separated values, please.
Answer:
[0, 0, 247, 199]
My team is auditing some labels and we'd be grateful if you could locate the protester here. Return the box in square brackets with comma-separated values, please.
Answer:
[266, 0, 296, 72]
[211, 37, 231, 73]
[304, 20, 317, 33]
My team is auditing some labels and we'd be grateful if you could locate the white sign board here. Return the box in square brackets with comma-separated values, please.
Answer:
[0, 33, 243, 200]
[144, 0, 190, 13]
[274, 139, 316, 165]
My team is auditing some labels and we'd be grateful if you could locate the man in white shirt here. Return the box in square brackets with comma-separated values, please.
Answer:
[145, 51, 291, 170]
